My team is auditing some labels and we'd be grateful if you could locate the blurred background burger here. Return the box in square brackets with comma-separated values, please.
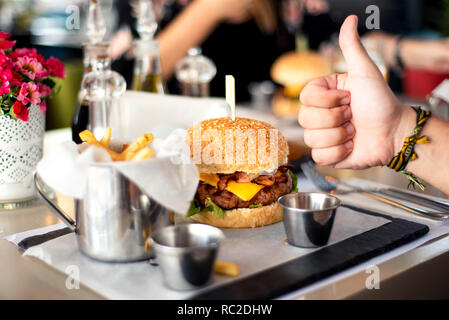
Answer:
[270, 51, 332, 120]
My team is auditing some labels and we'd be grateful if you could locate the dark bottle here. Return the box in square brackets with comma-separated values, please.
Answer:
[71, 99, 90, 143]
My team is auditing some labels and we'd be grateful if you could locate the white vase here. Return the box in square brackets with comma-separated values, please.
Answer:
[0, 104, 45, 203]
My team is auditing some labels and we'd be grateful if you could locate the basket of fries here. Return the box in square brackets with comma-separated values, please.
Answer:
[36, 127, 199, 215]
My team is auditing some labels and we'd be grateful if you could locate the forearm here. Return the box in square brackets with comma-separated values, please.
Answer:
[364, 32, 437, 72]
[394, 106, 449, 195]
[157, 0, 221, 79]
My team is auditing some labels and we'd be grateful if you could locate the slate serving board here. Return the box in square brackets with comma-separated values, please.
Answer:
[193, 204, 429, 299]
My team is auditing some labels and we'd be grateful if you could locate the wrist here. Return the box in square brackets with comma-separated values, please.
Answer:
[392, 104, 416, 156]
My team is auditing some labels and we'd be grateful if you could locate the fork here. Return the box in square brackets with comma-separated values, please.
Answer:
[298, 157, 449, 220]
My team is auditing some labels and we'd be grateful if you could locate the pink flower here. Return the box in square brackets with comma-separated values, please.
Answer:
[10, 70, 23, 86]
[0, 50, 9, 67]
[17, 82, 41, 105]
[38, 100, 46, 113]
[45, 56, 65, 78]
[0, 31, 15, 50]
[1, 67, 12, 81]
[0, 66, 12, 95]
[0, 40, 15, 50]
[0, 32, 11, 40]
[12, 101, 29, 122]
[37, 83, 51, 97]
[15, 56, 48, 80]
[11, 48, 38, 60]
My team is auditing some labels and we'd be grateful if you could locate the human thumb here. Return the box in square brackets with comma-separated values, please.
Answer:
[339, 15, 382, 77]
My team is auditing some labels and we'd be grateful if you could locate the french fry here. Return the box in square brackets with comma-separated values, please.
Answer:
[79, 129, 98, 144]
[214, 260, 240, 277]
[79, 129, 155, 162]
[79, 129, 122, 161]
[120, 133, 154, 160]
[100, 127, 112, 147]
[131, 148, 154, 161]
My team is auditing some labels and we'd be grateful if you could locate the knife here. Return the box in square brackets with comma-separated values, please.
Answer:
[17, 227, 73, 250]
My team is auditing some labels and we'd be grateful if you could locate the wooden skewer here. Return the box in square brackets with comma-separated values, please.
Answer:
[226, 75, 236, 121]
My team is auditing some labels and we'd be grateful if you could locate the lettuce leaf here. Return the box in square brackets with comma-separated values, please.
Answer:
[186, 198, 225, 219]
[202, 197, 225, 219]
[249, 204, 263, 208]
[288, 169, 298, 193]
[186, 200, 201, 217]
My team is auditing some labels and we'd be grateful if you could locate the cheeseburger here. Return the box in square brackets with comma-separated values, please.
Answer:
[270, 51, 331, 119]
[186, 117, 298, 228]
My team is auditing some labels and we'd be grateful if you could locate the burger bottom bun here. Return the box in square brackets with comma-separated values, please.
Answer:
[191, 202, 283, 228]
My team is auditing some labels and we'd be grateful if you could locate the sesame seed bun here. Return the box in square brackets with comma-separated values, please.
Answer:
[186, 117, 289, 174]
[191, 202, 283, 228]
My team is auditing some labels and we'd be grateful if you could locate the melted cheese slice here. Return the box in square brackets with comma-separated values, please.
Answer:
[225, 181, 264, 202]
[199, 173, 264, 201]
[199, 173, 220, 187]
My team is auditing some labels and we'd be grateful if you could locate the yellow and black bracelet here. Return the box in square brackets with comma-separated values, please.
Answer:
[387, 106, 431, 190]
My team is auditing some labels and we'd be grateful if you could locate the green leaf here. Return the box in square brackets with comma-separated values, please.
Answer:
[288, 169, 298, 193]
[186, 198, 225, 219]
[202, 197, 225, 219]
[186, 200, 201, 217]
[42, 77, 56, 89]
[249, 204, 263, 209]
[8, 107, 17, 120]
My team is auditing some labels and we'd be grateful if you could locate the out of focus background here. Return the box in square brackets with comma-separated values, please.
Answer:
[3, 0, 449, 130]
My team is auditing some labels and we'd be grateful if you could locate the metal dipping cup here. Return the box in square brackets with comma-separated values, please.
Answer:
[278, 192, 340, 248]
[151, 224, 224, 290]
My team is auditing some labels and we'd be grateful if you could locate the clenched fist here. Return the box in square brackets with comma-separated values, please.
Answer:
[298, 15, 415, 169]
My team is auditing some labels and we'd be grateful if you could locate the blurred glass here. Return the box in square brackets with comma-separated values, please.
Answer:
[132, 0, 158, 40]
[86, 0, 106, 44]
[427, 79, 449, 121]
[248, 80, 275, 110]
[175, 48, 216, 97]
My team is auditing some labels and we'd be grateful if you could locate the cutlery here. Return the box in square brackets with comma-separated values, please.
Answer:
[298, 157, 449, 220]
[376, 187, 449, 212]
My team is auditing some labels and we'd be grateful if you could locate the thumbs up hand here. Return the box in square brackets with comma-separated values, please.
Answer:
[298, 15, 415, 169]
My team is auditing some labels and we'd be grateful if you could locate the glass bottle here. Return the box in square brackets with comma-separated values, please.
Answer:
[81, 51, 126, 141]
[72, 43, 110, 143]
[72, 0, 108, 143]
[131, 39, 165, 93]
[175, 48, 216, 97]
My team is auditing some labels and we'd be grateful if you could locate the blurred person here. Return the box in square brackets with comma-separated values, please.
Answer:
[110, 0, 329, 101]
[363, 31, 449, 74]
[298, 15, 449, 195]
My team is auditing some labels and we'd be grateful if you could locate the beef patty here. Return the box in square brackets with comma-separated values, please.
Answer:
[196, 167, 292, 210]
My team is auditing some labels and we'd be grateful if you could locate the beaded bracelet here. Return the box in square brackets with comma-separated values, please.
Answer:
[387, 106, 431, 190]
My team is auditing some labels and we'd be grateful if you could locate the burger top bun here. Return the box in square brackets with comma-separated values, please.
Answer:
[270, 51, 332, 88]
[186, 117, 289, 174]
